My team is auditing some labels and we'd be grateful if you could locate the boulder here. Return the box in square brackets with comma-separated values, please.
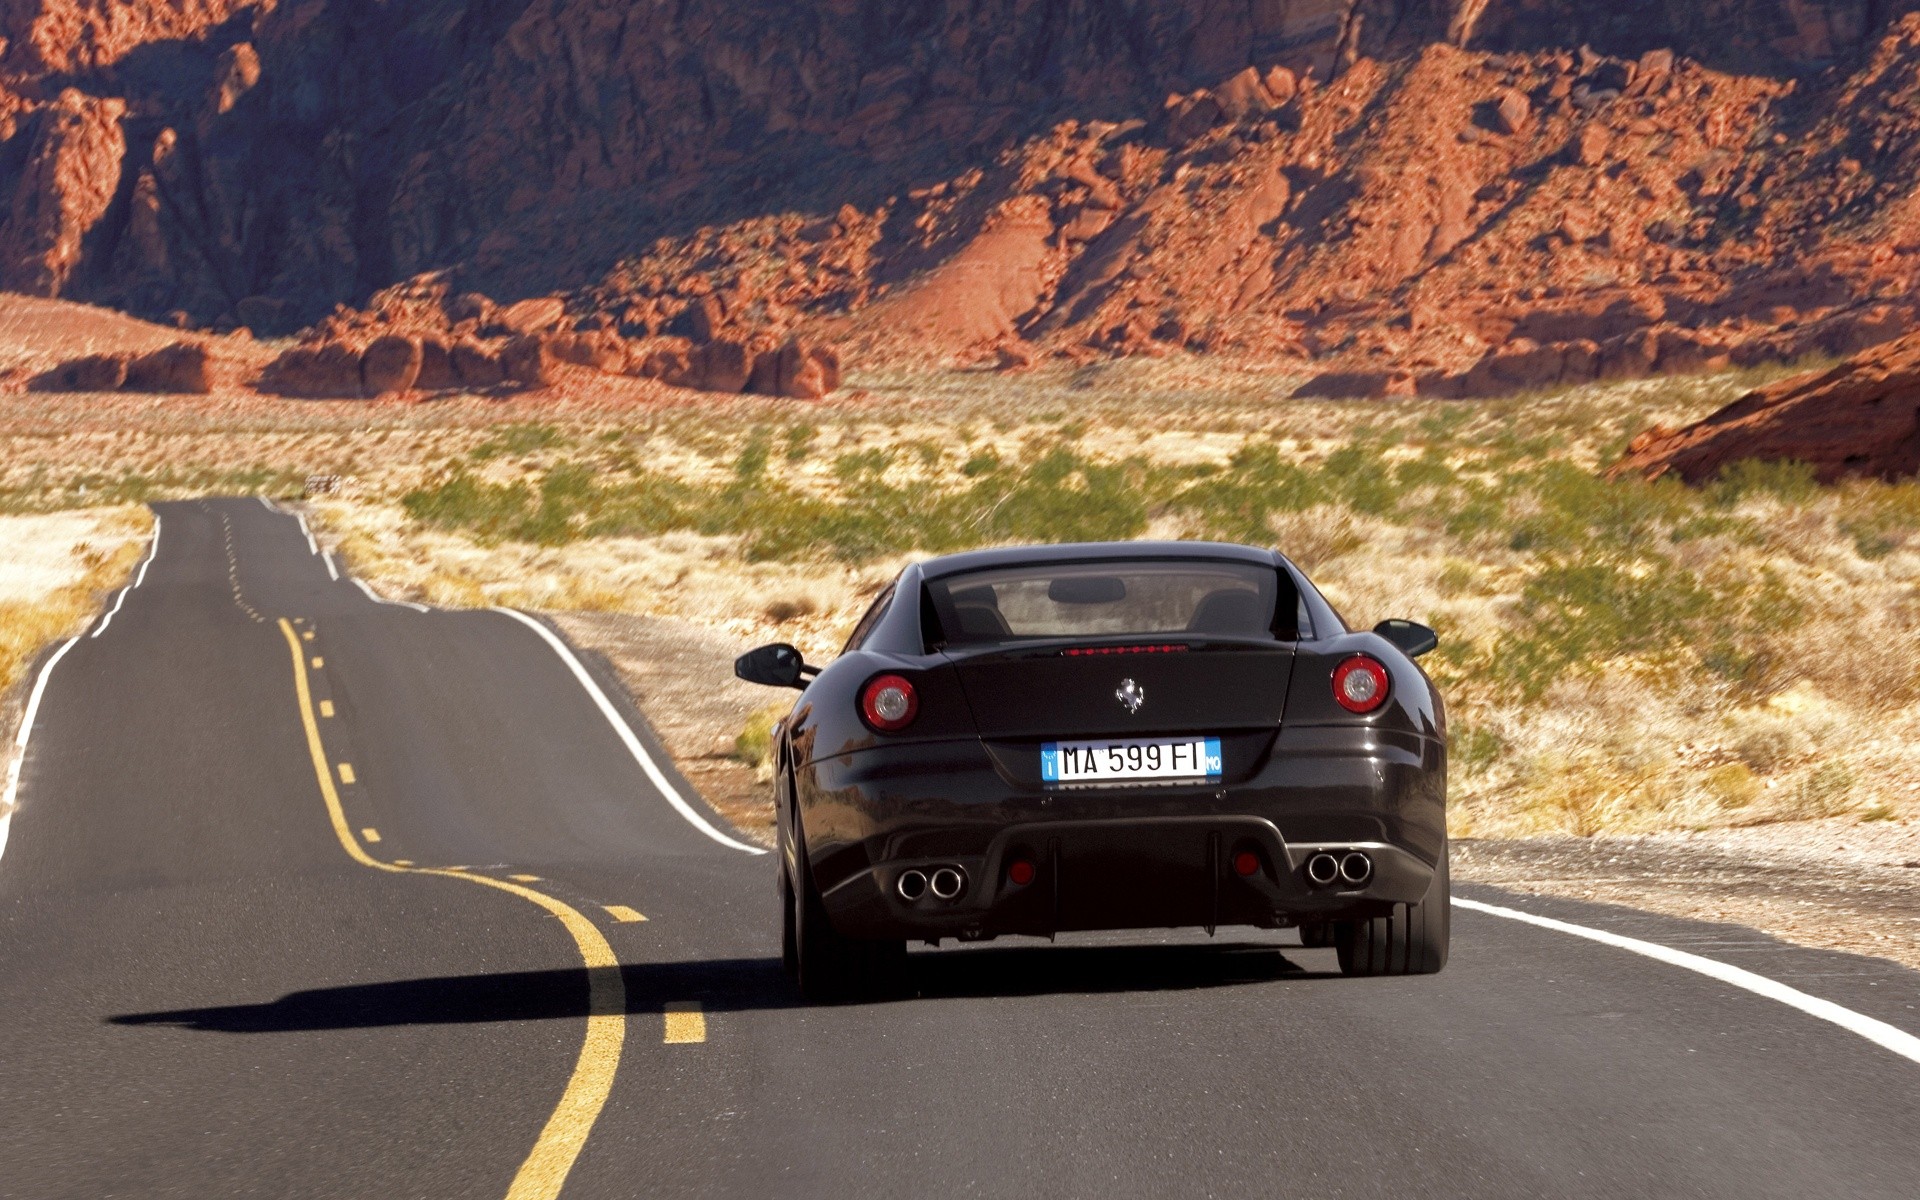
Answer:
[416, 334, 458, 389]
[500, 334, 558, 388]
[1214, 67, 1278, 121]
[493, 296, 568, 337]
[625, 337, 692, 381]
[544, 329, 629, 372]
[450, 339, 506, 387]
[769, 338, 841, 399]
[1262, 66, 1298, 106]
[679, 337, 755, 393]
[125, 342, 212, 393]
[262, 341, 365, 398]
[1490, 88, 1531, 135]
[1611, 331, 1920, 484]
[30, 352, 129, 392]
[361, 334, 423, 395]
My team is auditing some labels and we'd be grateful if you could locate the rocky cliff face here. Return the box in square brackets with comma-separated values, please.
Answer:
[6, 0, 1920, 393]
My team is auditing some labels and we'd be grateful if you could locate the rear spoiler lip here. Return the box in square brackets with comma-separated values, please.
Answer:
[935, 633, 1298, 661]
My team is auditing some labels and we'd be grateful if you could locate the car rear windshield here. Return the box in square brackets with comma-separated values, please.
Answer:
[924, 559, 1293, 647]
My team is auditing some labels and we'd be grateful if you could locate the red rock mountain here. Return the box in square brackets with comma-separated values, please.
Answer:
[9, 1, 1920, 392]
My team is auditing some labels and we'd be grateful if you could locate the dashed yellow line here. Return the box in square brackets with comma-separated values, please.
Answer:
[361, 827, 381, 843]
[311, 656, 324, 669]
[277, 618, 627, 1200]
[604, 906, 647, 923]
[302, 630, 315, 641]
[319, 700, 334, 718]
[663, 1003, 706, 1044]
[510, 873, 542, 883]
[337, 762, 356, 785]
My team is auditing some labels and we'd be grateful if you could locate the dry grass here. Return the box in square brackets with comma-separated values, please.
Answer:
[3, 354, 1911, 839]
[0, 508, 153, 697]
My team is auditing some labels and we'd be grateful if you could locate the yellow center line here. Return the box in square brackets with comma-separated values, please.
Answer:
[663, 1003, 706, 1044]
[319, 700, 334, 718]
[311, 656, 324, 669]
[510, 874, 542, 883]
[337, 762, 356, 785]
[603, 906, 647, 923]
[277, 618, 627, 1200]
[361, 827, 381, 843]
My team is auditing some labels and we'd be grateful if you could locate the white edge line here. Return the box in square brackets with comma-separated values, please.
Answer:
[294, 511, 318, 556]
[90, 514, 162, 639]
[1, 636, 82, 864]
[258, 496, 279, 513]
[351, 577, 428, 613]
[491, 606, 766, 856]
[323, 551, 339, 581]
[1455, 897, 1920, 1067]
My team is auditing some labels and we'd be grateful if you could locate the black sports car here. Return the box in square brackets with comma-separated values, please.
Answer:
[735, 541, 1448, 999]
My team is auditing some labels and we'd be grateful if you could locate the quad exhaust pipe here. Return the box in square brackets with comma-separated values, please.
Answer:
[897, 866, 968, 902]
[1305, 852, 1340, 887]
[1305, 851, 1373, 889]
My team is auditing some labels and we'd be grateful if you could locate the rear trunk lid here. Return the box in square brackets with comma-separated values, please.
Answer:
[948, 640, 1294, 789]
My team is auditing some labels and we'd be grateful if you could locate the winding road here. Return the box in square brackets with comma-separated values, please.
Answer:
[3, 497, 1917, 1198]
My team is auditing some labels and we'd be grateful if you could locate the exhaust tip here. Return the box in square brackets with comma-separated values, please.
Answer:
[897, 869, 928, 901]
[1305, 852, 1340, 887]
[1338, 852, 1373, 887]
[929, 866, 966, 900]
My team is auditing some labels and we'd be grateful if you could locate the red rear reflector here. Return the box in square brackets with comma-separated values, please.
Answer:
[1232, 851, 1260, 877]
[1331, 655, 1390, 714]
[1060, 644, 1188, 656]
[860, 674, 919, 732]
[1007, 858, 1036, 886]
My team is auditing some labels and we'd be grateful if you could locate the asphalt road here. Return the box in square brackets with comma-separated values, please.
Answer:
[3, 496, 1917, 1199]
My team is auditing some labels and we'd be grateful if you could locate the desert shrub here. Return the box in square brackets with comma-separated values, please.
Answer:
[472, 423, 562, 460]
[403, 473, 537, 541]
[1705, 459, 1821, 508]
[732, 703, 790, 782]
[1788, 761, 1856, 818]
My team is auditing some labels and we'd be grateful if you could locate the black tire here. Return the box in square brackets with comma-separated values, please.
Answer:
[778, 860, 800, 979]
[791, 812, 905, 1002]
[1335, 848, 1449, 977]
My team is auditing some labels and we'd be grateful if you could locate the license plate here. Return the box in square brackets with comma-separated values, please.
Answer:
[1040, 737, 1223, 785]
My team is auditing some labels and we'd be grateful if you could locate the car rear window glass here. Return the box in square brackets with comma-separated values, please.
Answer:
[925, 560, 1292, 646]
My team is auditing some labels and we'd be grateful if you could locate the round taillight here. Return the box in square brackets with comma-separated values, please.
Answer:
[1007, 858, 1036, 887]
[860, 674, 918, 732]
[1332, 655, 1390, 714]
[1232, 851, 1261, 877]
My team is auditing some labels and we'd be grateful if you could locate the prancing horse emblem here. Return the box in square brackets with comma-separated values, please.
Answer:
[1115, 678, 1145, 714]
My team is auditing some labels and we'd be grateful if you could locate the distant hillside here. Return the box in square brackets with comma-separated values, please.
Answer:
[6, 1, 1920, 393]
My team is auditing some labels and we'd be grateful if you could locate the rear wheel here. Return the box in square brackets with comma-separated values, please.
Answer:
[1335, 848, 1449, 977]
[791, 813, 906, 1002]
[778, 860, 799, 979]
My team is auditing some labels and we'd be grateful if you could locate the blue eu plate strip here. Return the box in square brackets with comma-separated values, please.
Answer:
[1040, 737, 1222, 782]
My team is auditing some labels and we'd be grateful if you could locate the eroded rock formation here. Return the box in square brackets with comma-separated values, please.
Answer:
[1613, 332, 1920, 482]
[4, 2, 1920, 396]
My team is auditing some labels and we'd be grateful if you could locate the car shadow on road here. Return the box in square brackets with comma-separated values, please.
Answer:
[108, 941, 1333, 1031]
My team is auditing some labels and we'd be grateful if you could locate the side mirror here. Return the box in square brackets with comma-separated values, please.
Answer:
[1373, 619, 1438, 659]
[734, 643, 812, 689]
